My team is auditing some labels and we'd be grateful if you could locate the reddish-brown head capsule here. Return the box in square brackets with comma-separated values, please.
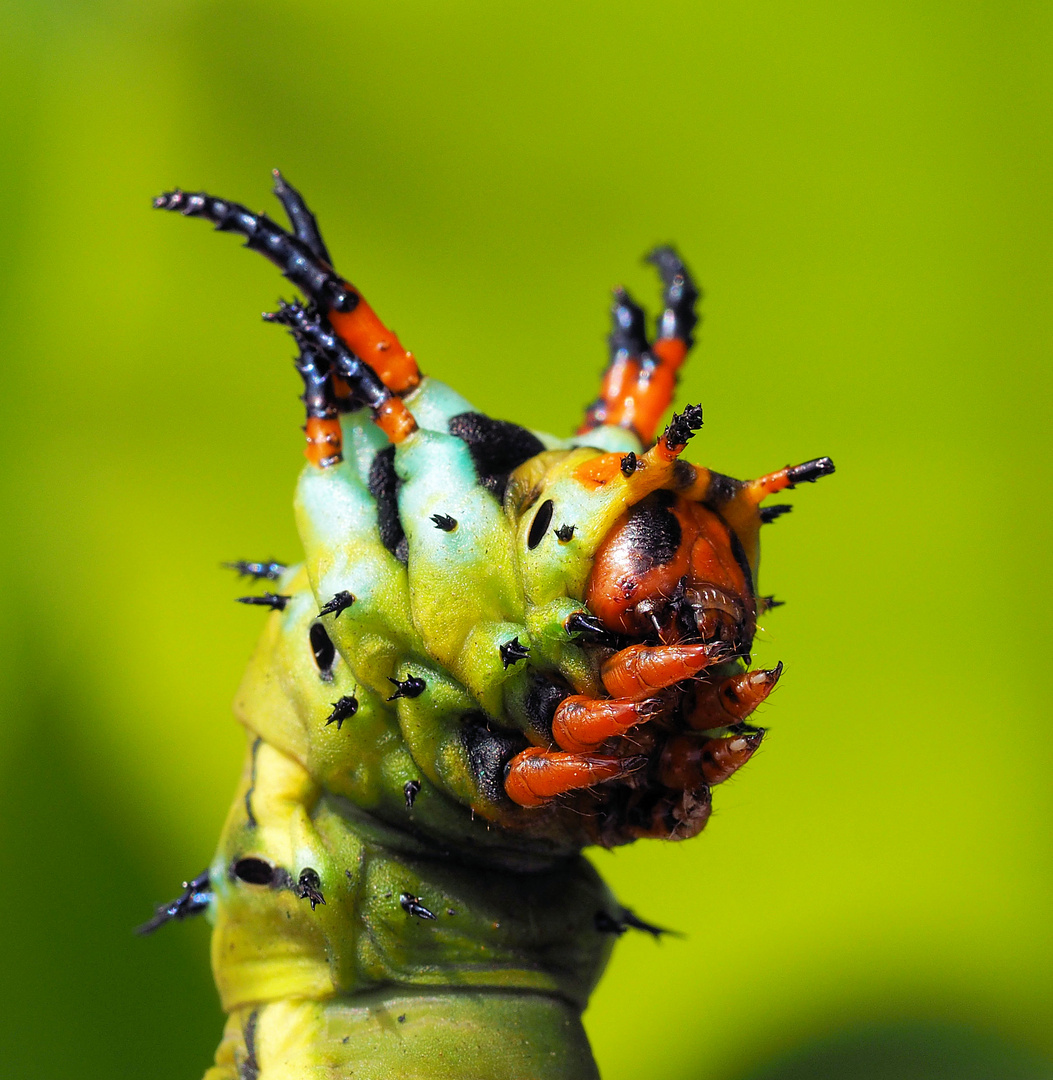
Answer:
[584, 492, 758, 656]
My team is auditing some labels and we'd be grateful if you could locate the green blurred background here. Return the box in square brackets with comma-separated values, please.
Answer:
[0, 1, 1050, 1077]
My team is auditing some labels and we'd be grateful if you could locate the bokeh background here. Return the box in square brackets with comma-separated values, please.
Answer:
[0, 1, 1050, 1078]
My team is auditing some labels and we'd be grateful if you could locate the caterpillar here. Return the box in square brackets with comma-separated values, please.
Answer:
[142, 171, 834, 1080]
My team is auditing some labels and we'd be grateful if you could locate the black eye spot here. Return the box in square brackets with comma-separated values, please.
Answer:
[528, 499, 554, 549]
[234, 858, 275, 886]
[309, 622, 335, 681]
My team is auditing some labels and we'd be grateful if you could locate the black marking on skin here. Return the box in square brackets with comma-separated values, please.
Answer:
[554, 523, 575, 543]
[431, 513, 457, 532]
[369, 446, 408, 564]
[663, 403, 703, 448]
[620, 452, 638, 477]
[528, 499, 554, 549]
[240, 1009, 260, 1080]
[245, 737, 262, 828]
[224, 560, 286, 581]
[233, 858, 276, 886]
[318, 590, 355, 617]
[296, 868, 325, 909]
[760, 503, 793, 525]
[620, 494, 682, 572]
[461, 713, 523, 806]
[448, 413, 546, 500]
[325, 695, 359, 729]
[309, 622, 336, 682]
[135, 870, 212, 935]
[703, 471, 741, 508]
[499, 636, 530, 668]
[727, 529, 756, 601]
[404, 779, 421, 808]
[236, 592, 290, 611]
[522, 672, 572, 741]
[400, 893, 437, 920]
[387, 675, 426, 701]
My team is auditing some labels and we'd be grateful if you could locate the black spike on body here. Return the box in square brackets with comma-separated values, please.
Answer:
[554, 523, 575, 542]
[325, 695, 359, 729]
[404, 779, 421, 808]
[265, 300, 392, 413]
[224, 560, 286, 581]
[620, 452, 638, 476]
[663, 403, 704, 448]
[387, 675, 426, 701]
[609, 287, 650, 361]
[400, 892, 437, 920]
[272, 170, 332, 264]
[236, 593, 290, 611]
[565, 611, 608, 637]
[500, 636, 530, 669]
[136, 871, 212, 935]
[318, 590, 355, 618]
[296, 868, 325, 909]
[762, 595, 785, 610]
[785, 457, 836, 486]
[621, 907, 676, 938]
[431, 513, 457, 532]
[152, 189, 357, 312]
[760, 503, 793, 525]
[647, 246, 701, 348]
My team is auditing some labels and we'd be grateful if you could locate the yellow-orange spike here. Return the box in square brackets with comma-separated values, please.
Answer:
[685, 664, 783, 731]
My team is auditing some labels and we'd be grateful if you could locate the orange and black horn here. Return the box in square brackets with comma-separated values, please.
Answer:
[294, 342, 344, 468]
[153, 189, 357, 313]
[271, 170, 332, 265]
[266, 301, 417, 446]
[648, 246, 700, 354]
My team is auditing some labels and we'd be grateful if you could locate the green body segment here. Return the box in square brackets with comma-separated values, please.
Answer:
[210, 377, 640, 1078]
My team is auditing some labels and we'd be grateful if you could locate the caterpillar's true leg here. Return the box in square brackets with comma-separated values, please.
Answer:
[579, 247, 700, 445]
[600, 641, 729, 698]
[684, 664, 783, 731]
[266, 301, 418, 445]
[551, 694, 666, 753]
[154, 183, 420, 393]
[659, 730, 764, 789]
[504, 747, 638, 808]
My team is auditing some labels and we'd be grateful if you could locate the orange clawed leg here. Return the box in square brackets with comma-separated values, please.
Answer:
[600, 642, 730, 699]
[659, 730, 765, 789]
[551, 694, 666, 753]
[504, 748, 639, 808]
[579, 247, 700, 445]
[685, 664, 783, 731]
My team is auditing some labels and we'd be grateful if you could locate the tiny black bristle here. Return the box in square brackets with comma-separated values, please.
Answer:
[554, 524, 575, 542]
[318, 590, 355, 618]
[431, 513, 457, 532]
[387, 675, 427, 701]
[295, 868, 325, 910]
[404, 779, 422, 809]
[565, 611, 607, 637]
[499, 636, 530, 669]
[325, 695, 359, 729]
[620, 452, 638, 476]
[400, 892, 437, 920]
[762, 595, 785, 610]
[760, 504, 793, 525]
[224, 560, 287, 581]
[236, 592, 290, 611]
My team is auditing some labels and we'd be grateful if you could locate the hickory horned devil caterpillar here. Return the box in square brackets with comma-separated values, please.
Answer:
[142, 172, 834, 1080]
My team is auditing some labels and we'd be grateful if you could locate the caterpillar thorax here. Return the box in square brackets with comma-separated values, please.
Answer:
[144, 174, 833, 1080]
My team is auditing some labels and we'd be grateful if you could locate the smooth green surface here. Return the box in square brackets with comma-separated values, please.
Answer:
[0, 2, 1050, 1079]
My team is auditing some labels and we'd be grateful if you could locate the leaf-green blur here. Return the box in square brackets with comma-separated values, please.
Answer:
[0, 1, 1049, 1078]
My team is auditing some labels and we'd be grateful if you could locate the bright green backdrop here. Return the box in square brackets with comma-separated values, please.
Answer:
[0, 2, 1050, 1078]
